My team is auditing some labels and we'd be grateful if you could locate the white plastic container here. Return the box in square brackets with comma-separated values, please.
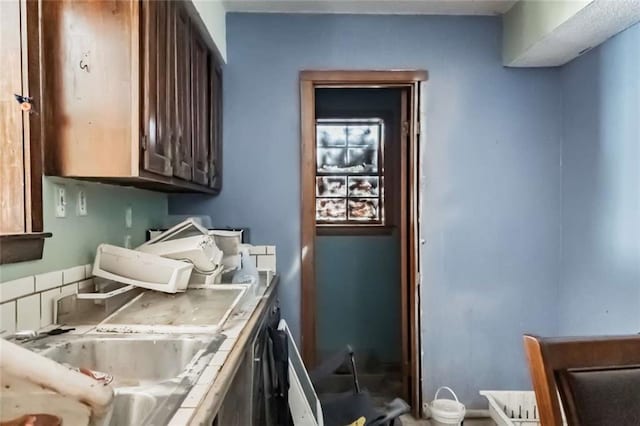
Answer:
[480, 390, 567, 426]
[429, 387, 465, 426]
[138, 219, 223, 273]
[188, 264, 225, 287]
[93, 244, 193, 293]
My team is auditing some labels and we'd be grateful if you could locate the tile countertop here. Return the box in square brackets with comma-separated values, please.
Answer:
[27, 273, 279, 425]
[170, 274, 280, 426]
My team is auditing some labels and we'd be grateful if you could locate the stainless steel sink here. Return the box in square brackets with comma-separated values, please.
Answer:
[26, 333, 225, 425]
[110, 391, 156, 425]
[39, 335, 210, 386]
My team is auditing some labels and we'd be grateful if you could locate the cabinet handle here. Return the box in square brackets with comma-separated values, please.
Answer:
[14, 94, 33, 112]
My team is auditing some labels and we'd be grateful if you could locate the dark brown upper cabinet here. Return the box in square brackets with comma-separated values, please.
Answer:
[42, 0, 223, 194]
[191, 31, 211, 187]
[173, 3, 194, 182]
[209, 63, 223, 191]
[0, 0, 51, 264]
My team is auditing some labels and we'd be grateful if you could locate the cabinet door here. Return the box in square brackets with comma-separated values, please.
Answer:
[215, 349, 253, 425]
[1, 0, 26, 234]
[141, 0, 172, 176]
[191, 32, 210, 186]
[209, 63, 222, 191]
[172, 2, 193, 181]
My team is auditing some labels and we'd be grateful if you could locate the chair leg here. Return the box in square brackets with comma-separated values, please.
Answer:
[349, 350, 361, 393]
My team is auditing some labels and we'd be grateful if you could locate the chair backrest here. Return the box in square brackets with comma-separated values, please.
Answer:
[523, 334, 640, 426]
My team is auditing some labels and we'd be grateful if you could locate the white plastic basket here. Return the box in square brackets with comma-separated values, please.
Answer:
[430, 386, 465, 425]
[480, 391, 541, 426]
[480, 390, 567, 426]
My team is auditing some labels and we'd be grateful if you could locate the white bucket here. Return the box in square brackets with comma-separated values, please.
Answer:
[429, 386, 466, 426]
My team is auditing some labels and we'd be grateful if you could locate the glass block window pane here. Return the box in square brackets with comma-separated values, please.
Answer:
[348, 177, 379, 197]
[315, 118, 385, 225]
[348, 199, 379, 221]
[317, 125, 347, 147]
[316, 199, 347, 221]
[317, 177, 347, 197]
[317, 147, 347, 172]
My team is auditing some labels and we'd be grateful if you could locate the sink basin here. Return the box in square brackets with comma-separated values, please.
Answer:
[30, 333, 226, 424]
[39, 335, 214, 386]
[110, 391, 156, 425]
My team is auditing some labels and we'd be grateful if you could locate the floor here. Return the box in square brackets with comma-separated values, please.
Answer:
[399, 416, 495, 426]
[316, 374, 496, 426]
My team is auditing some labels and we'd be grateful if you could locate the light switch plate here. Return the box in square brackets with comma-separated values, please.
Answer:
[77, 189, 88, 216]
[54, 185, 66, 218]
[125, 206, 133, 228]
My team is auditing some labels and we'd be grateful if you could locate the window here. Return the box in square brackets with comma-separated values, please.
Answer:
[315, 118, 384, 225]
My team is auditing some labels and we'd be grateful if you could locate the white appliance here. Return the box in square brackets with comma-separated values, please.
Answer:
[93, 244, 193, 293]
[137, 218, 223, 274]
[209, 229, 243, 270]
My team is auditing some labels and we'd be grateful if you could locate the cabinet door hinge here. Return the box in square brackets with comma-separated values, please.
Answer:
[141, 135, 148, 150]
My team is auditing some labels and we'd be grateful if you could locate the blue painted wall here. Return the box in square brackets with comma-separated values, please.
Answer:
[170, 13, 563, 407]
[316, 235, 401, 364]
[558, 23, 640, 335]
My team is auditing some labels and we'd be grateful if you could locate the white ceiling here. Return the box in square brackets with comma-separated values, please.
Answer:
[509, 0, 640, 67]
[222, 0, 518, 15]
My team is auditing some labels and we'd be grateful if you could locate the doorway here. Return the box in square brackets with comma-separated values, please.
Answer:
[299, 70, 426, 416]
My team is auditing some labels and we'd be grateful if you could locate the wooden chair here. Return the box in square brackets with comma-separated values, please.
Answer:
[523, 334, 640, 426]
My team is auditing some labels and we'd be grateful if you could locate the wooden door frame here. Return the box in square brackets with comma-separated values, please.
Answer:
[299, 70, 427, 415]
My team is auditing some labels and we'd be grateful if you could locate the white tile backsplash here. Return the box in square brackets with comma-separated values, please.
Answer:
[0, 276, 35, 303]
[17, 294, 40, 331]
[248, 245, 266, 255]
[40, 288, 61, 328]
[35, 270, 63, 292]
[63, 265, 86, 284]
[0, 302, 16, 335]
[60, 283, 78, 298]
[84, 263, 94, 278]
[0, 243, 276, 333]
[2, 263, 99, 332]
[257, 255, 276, 272]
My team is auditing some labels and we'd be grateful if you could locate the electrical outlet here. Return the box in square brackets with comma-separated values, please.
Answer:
[125, 206, 133, 228]
[77, 189, 88, 216]
[54, 185, 66, 218]
[124, 235, 132, 249]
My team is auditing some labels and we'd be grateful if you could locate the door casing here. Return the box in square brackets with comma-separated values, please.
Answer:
[299, 70, 427, 417]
